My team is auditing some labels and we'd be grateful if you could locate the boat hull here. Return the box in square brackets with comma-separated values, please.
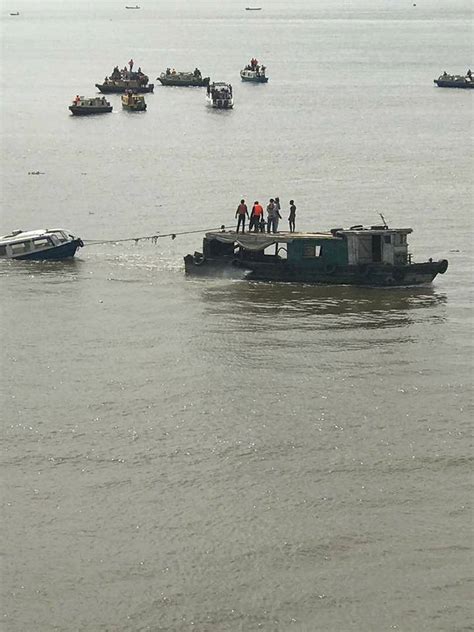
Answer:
[434, 79, 473, 89]
[158, 76, 210, 87]
[69, 105, 112, 115]
[11, 239, 83, 261]
[184, 256, 448, 286]
[240, 74, 268, 83]
[95, 83, 154, 94]
[206, 97, 234, 109]
[122, 103, 147, 111]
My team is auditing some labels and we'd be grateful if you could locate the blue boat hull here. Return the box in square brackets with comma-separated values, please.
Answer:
[14, 239, 83, 260]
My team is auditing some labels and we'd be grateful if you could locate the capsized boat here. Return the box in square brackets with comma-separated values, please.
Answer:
[96, 66, 154, 93]
[121, 91, 147, 111]
[158, 68, 210, 87]
[206, 82, 233, 109]
[0, 229, 83, 260]
[69, 95, 112, 115]
[434, 70, 473, 88]
[184, 223, 448, 286]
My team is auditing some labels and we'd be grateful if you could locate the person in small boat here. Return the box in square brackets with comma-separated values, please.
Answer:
[235, 199, 249, 233]
[194, 68, 201, 78]
[74, 94, 81, 104]
[443, 71, 448, 77]
[467, 69, 472, 78]
[288, 200, 296, 233]
[261, 65, 266, 75]
[129, 58, 134, 72]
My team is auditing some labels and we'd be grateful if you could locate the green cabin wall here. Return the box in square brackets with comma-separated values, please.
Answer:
[287, 238, 347, 267]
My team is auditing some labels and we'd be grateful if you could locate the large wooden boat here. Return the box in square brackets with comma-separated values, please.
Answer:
[96, 67, 153, 94]
[184, 224, 448, 286]
[434, 71, 473, 89]
[69, 96, 112, 115]
[0, 229, 83, 260]
[158, 69, 210, 87]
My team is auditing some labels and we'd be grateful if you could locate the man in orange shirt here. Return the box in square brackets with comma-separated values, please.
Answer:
[249, 201, 264, 232]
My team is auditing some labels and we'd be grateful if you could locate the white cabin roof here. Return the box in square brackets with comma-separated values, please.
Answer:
[0, 228, 70, 245]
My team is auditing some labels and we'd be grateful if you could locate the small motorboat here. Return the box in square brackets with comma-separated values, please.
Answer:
[0, 229, 83, 260]
[206, 82, 234, 109]
[240, 58, 268, 83]
[121, 91, 147, 111]
[158, 68, 210, 87]
[69, 96, 112, 115]
[245, 7, 262, 10]
[10, 11, 20, 16]
[434, 70, 473, 89]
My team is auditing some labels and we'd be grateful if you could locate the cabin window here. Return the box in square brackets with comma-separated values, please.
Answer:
[10, 243, 29, 254]
[395, 234, 407, 246]
[303, 244, 322, 258]
[384, 235, 391, 244]
[52, 232, 67, 243]
[0, 245, 6, 255]
[276, 245, 287, 259]
[33, 238, 51, 249]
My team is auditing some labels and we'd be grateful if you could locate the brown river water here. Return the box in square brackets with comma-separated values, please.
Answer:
[1, 1, 472, 630]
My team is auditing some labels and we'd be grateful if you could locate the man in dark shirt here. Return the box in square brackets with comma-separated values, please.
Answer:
[288, 200, 296, 232]
[235, 199, 249, 233]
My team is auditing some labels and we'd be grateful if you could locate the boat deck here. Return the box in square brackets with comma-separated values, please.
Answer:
[205, 230, 338, 243]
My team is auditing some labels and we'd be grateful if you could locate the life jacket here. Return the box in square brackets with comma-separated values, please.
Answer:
[253, 204, 263, 216]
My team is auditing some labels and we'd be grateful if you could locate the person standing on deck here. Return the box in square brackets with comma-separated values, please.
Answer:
[288, 200, 296, 233]
[274, 197, 282, 232]
[235, 199, 249, 233]
[266, 199, 276, 233]
[129, 59, 134, 72]
[249, 201, 264, 232]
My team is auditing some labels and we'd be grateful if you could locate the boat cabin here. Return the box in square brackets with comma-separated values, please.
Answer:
[202, 225, 412, 268]
[0, 229, 78, 258]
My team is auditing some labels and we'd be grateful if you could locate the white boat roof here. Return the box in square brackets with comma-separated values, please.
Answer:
[205, 227, 413, 245]
[0, 228, 70, 244]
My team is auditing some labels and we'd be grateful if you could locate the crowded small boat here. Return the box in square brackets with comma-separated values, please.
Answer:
[0, 229, 83, 260]
[121, 91, 147, 111]
[69, 95, 112, 116]
[96, 61, 154, 94]
[206, 82, 234, 109]
[434, 69, 473, 88]
[240, 58, 268, 83]
[184, 219, 448, 286]
[158, 68, 210, 87]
